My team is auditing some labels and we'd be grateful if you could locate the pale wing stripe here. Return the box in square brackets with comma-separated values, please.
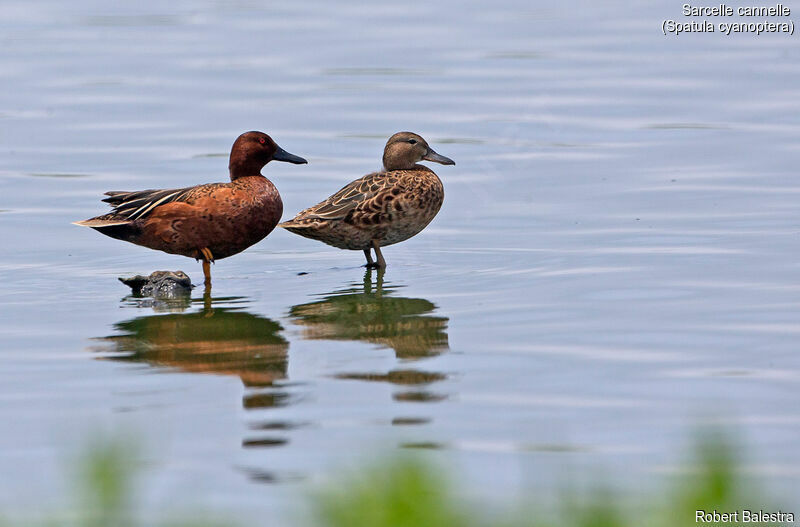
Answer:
[128, 191, 181, 220]
[121, 197, 153, 216]
[125, 201, 155, 219]
[126, 195, 165, 219]
[112, 193, 162, 213]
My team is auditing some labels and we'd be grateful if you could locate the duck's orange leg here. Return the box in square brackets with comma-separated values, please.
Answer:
[199, 247, 214, 287]
[202, 260, 212, 286]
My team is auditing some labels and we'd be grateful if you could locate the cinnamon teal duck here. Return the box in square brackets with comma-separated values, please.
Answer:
[279, 132, 454, 268]
[75, 131, 307, 286]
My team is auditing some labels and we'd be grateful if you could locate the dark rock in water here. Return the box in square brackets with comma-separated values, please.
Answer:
[119, 270, 194, 298]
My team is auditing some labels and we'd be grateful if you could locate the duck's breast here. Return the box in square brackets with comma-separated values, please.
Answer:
[212, 176, 283, 257]
[363, 169, 444, 247]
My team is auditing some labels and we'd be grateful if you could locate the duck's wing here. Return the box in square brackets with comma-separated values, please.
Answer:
[100, 186, 201, 221]
[74, 185, 207, 228]
[287, 172, 402, 223]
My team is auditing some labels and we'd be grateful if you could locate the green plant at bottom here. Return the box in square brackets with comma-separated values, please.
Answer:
[1, 431, 790, 527]
[311, 431, 787, 527]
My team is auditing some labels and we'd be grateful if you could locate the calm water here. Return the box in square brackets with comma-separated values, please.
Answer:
[1, 0, 799, 522]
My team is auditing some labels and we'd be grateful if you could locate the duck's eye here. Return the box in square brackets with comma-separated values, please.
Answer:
[408, 139, 417, 144]
[258, 137, 266, 145]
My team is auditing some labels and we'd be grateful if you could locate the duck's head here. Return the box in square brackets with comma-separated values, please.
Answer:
[229, 131, 307, 179]
[382, 132, 455, 171]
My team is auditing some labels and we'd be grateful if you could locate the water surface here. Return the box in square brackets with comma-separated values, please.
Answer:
[1, 0, 799, 522]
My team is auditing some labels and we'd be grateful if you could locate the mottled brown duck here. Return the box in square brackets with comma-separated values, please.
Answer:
[74, 131, 307, 286]
[279, 131, 454, 268]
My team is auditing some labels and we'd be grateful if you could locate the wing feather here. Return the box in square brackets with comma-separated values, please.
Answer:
[99, 186, 200, 222]
[295, 172, 401, 221]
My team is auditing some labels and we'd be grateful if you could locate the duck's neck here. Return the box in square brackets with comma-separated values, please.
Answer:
[382, 162, 427, 172]
[382, 151, 417, 171]
[229, 156, 266, 181]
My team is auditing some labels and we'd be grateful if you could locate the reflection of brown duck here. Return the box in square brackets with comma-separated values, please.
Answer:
[92, 303, 288, 388]
[288, 270, 448, 359]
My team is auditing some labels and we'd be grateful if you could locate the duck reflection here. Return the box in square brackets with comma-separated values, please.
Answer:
[93, 295, 289, 392]
[289, 270, 450, 404]
[289, 269, 449, 359]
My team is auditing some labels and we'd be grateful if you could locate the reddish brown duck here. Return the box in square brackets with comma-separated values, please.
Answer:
[279, 132, 454, 268]
[75, 131, 307, 286]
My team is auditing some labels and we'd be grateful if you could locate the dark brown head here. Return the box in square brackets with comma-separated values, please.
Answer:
[228, 131, 307, 180]
[381, 132, 455, 171]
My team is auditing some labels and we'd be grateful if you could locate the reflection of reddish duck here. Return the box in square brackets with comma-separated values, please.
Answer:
[75, 131, 307, 286]
[280, 132, 454, 268]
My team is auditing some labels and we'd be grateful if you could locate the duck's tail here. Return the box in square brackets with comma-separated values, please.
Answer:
[278, 220, 331, 242]
[73, 214, 139, 242]
[73, 217, 132, 228]
[277, 220, 302, 229]
[278, 221, 311, 236]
